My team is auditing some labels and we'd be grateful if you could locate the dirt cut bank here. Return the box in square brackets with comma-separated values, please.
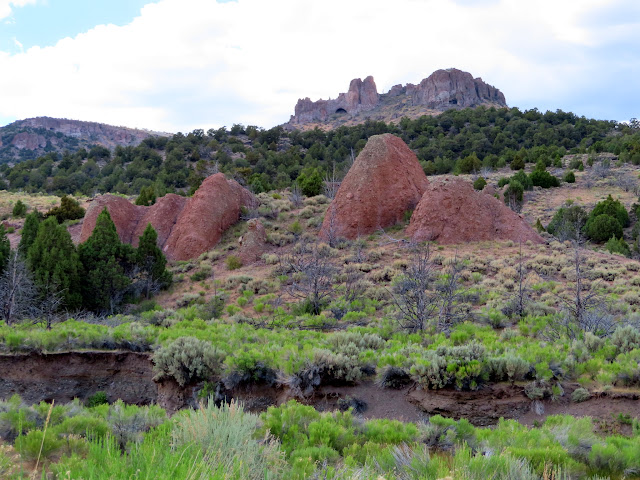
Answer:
[3, 352, 640, 428]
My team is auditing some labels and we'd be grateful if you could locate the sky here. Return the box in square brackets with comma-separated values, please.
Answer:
[0, 0, 638, 133]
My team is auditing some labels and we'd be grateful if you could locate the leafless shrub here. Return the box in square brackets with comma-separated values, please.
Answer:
[0, 252, 39, 325]
[280, 240, 339, 315]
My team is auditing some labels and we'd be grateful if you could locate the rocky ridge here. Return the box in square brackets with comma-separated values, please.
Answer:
[287, 68, 507, 129]
[0, 116, 169, 162]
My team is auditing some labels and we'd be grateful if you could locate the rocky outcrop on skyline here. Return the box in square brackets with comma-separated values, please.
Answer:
[291, 76, 379, 124]
[287, 68, 507, 128]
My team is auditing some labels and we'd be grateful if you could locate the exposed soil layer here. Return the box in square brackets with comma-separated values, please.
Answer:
[0, 351, 157, 405]
[2, 353, 640, 429]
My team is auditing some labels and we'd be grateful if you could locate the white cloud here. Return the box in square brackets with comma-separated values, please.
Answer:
[0, 0, 638, 132]
[0, 0, 37, 20]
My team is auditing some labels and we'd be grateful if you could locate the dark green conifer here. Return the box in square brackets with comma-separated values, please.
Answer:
[78, 208, 134, 313]
[136, 223, 172, 298]
[27, 216, 82, 309]
[18, 211, 41, 255]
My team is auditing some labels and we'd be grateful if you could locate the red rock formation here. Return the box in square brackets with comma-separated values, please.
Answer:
[79, 195, 143, 244]
[79, 173, 254, 260]
[132, 194, 187, 247]
[320, 134, 429, 240]
[406, 177, 544, 244]
[163, 174, 254, 261]
[237, 218, 268, 264]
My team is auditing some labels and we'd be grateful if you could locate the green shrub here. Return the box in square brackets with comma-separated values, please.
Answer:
[590, 195, 629, 228]
[226, 255, 243, 270]
[473, 177, 487, 190]
[12, 199, 27, 217]
[564, 170, 576, 183]
[585, 214, 623, 242]
[611, 325, 640, 354]
[87, 391, 108, 407]
[153, 337, 223, 386]
[546, 204, 587, 239]
[457, 153, 482, 174]
[45, 196, 85, 223]
[605, 236, 630, 257]
[529, 170, 560, 188]
[172, 399, 284, 479]
[14, 429, 63, 461]
[568, 158, 584, 170]
[571, 387, 591, 403]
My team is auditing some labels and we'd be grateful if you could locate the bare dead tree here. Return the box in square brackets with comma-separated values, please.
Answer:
[324, 204, 339, 248]
[281, 241, 339, 315]
[390, 244, 437, 332]
[503, 241, 530, 318]
[323, 162, 341, 200]
[435, 253, 471, 335]
[289, 184, 303, 208]
[0, 252, 39, 325]
[613, 171, 638, 194]
[547, 231, 615, 340]
[37, 281, 65, 330]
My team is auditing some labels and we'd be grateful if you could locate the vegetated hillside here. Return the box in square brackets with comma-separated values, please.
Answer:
[0, 116, 169, 164]
[1, 107, 639, 197]
[2, 159, 640, 478]
[2, 113, 640, 479]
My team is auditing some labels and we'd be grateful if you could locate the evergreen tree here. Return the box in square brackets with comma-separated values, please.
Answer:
[0, 225, 10, 276]
[135, 223, 172, 298]
[18, 212, 41, 255]
[78, 208, 135, 313]
[45, 196, 85, 223]
[27, 217, 82, 309]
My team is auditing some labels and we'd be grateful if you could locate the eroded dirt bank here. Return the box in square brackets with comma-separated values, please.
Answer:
[1, 352, 639, 428]
[0, 351, 157, 405]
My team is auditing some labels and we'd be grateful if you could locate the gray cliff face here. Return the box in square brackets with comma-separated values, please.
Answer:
[291, 76, 379, 124]
[288, 68, 507, 126]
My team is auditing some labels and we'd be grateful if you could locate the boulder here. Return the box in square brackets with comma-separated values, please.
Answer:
[406, 177, 544, 244]
[320, 134, 429, 240]
[237, 218, 268, 264]
[79, 173, 254, 260]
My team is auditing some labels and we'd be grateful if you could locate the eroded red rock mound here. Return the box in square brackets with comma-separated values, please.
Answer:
[320, 134, 429, 240]
[406, 177, 544, 244]
[79, 173, 254, 260]
[164, 174, 254, 261]
[237, 218, 268, 265]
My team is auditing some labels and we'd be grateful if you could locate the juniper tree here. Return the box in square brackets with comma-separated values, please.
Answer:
[27, 216, 82, 310]
[78, 208, 135, 313]
[134, 223, 172, 298]
[18, 211, 41, 256]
